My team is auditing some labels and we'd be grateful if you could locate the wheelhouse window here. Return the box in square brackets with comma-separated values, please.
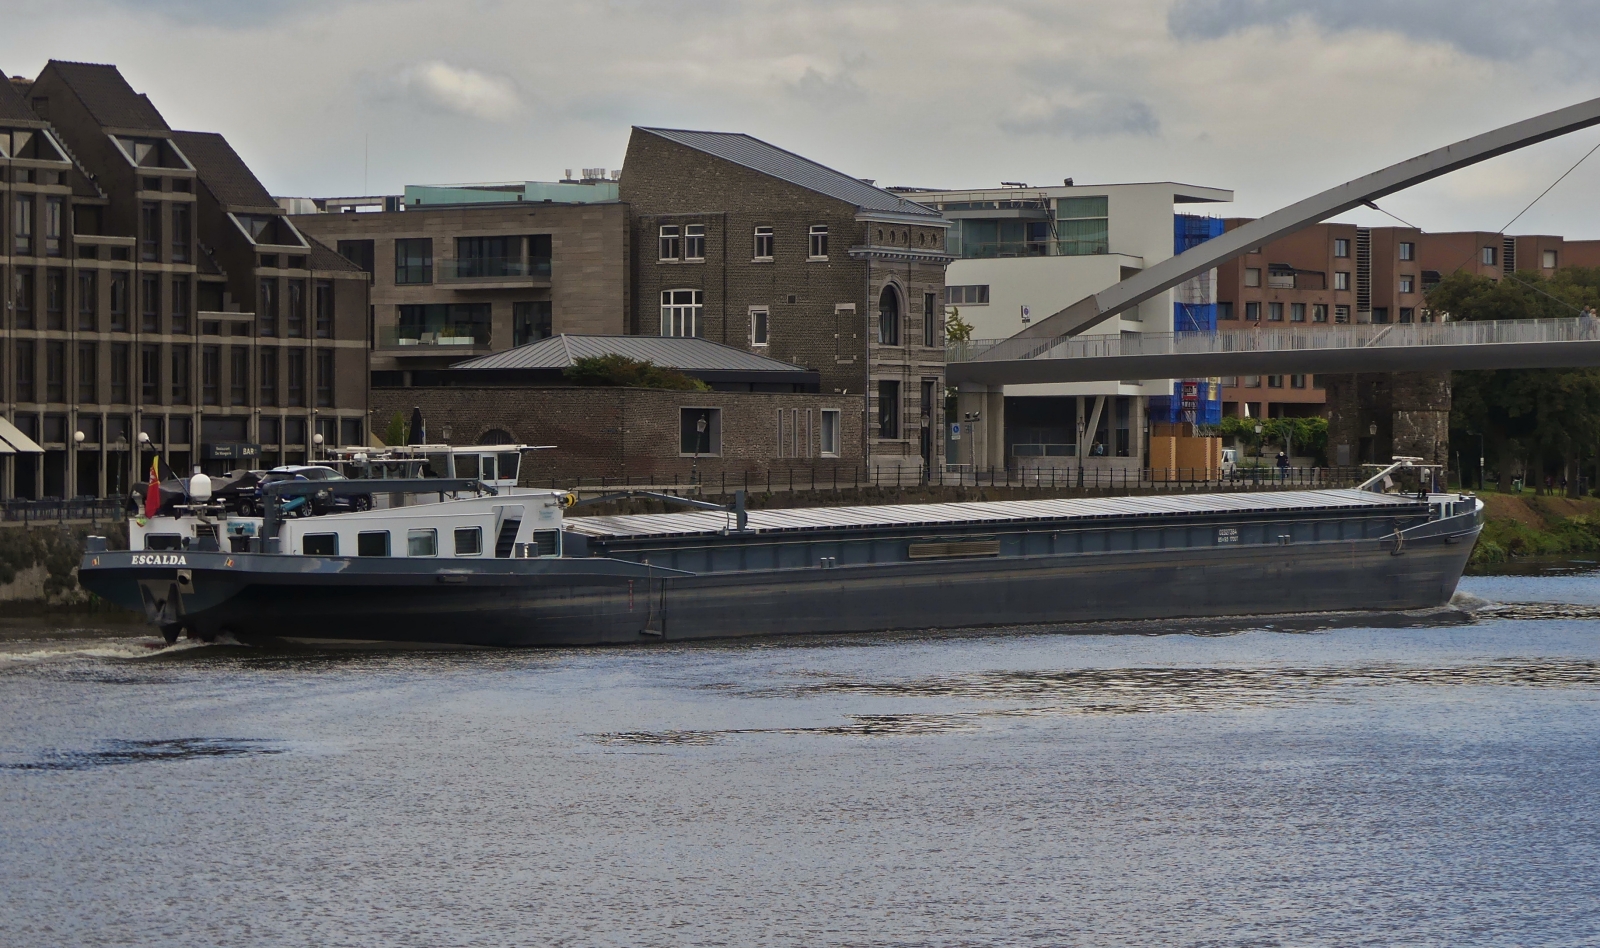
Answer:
[808, 224, 828, 259]
[684, 224, 705, 260]
[357, 531, 390, 557]
[660, 289, 702, 337]
[454, 526, 483, 556]
[395, 238, 433, 284]
[679, 407, 721, 456]
[407, 528, 438, 557]
[658, 225, 680, 261]
[753, 225, 773, 260]
[303, 534, 338, 556]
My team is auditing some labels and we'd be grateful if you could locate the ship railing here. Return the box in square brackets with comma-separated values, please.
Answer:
[259, 477, 498, 547]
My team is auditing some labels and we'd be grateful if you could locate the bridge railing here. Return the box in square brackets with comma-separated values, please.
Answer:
[947, 316, 1600, 364]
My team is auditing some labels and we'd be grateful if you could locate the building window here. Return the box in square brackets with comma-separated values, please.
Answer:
[878, 285, 901, 345]
[337, 239, 375, 277]
[1399, 307, 1415, 323]
[455, 235, 514, 277]
[809, 224, 828, 259]
[679, 407, 721, 456]
[340, 419, 363, 448]
[14, 195, 32, 255]
[1244, 267, 1261, 287]
[316, 349, 334, 407]
[287, 280, 306, 337]
[141, 274, 160, 333]
[877, 379, 900, 439]
[1290, 302, 1305, 323]
[258, 278, 278, 336]
[1312, 303, 1328, 323]
[44, 196, 63, 257]
[1482, 246, 1497, 266]
[1268, 302, 1283, 322]
[1243, 376, 1261, 388]
[77, 271, 97, 331]
[1334, 271, 1350, 291]
[924, 292, 938, 347]
[140, 344, 160, 403]
[1334, 238, 1350, 258]
[1290, 374, 1307, 389]
[1399, 276, 1414, 294]
[1217, 301, 1235, 321]
[1056, 196, 1109, 256]
[394, 238, 433, 284]
[1335, 304, 1351, 324]
[1115, 396, 1132, 457]
[170, 275, 189, 335]
[77, 342, 98, 403]
[314, 280, 334, 338]
[749, 307, 769, 347]
[45, 341, 65, 402]
[14, 270, 34, 329]
[171, 204, 191, 263]
[15, 341, 35, 402]
[1543, 249, 1558, 269]
[753, 225, 773, 260]
[820, 409, 840, 457]
[660, 289, 702, 337]
[513, 301, 553, 346]
[945, 285, 989, 305]
[109, 273, 128, 332]
[259, 348, 278, 407]
[1372, 307, 1390, 324]
[230, 347, 248, 405]
[110, 343, 129, 404]
[171, 345, 190, 404]
[1245, 301, 1260, 322]
[1398, 241, 1414, 261]
[202, 345, 221, 405]
[44, 270, 64, 330]
[141, 202, 160, 262]
[286, 348, 306, 407]
[1266, 375, 1283, 389]
[658, 225, 680, 261]
[684, 224, 705, 260]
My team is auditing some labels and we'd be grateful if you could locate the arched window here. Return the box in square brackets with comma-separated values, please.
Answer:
[479, 428, 514, 446]
[878, 284, 901, 346]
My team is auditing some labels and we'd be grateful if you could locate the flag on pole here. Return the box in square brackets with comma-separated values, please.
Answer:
[144, 457, 161, 518]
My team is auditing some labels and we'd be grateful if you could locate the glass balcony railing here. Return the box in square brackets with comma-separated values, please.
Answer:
[437, 257, 552, 281]
[957, 240, 1053, 259]
[377, 325, 491, 349]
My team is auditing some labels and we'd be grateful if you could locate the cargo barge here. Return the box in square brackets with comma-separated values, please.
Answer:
[78, 461, 1483, 647]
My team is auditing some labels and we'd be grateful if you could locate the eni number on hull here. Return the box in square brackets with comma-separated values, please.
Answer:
[79, 459, 1483, 647]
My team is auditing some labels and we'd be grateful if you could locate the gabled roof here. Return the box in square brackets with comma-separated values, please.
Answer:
[46, 61, 168, 131]
[636, 127, 942, 219]
[171, 130, 279, 211]
[454, 334, 811, 374]
[0, 69, 40, 124]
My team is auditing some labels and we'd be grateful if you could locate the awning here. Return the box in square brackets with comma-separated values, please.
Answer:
[0, 417, 45, 454]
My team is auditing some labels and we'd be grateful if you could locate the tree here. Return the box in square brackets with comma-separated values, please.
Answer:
[944, 306, 974, 344]
[1431, 268, 1600, 492]
[562, 355, 711, 391]
[381, 411, 407, 447]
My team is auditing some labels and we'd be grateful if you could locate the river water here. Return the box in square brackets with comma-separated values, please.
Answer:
[3, 569, 1598, 947]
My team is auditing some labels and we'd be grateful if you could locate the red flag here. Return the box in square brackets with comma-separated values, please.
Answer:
[144, 457, 161, 518]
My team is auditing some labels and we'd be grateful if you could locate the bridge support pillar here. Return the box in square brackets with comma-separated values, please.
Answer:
[955, 385, 1006, 471]
[1326, 371, 1451, 469]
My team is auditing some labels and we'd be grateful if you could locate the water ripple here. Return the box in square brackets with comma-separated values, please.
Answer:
[4, 737, 284, 772]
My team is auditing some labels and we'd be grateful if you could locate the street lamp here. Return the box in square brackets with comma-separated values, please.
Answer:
[1254, 423, 1263, 483]
[312, 432, 324, 460]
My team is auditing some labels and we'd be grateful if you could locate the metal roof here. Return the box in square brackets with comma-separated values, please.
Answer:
[567, 489, 1421, 540]
[452, 334, 812, 373]
[636, 127, 943, 220]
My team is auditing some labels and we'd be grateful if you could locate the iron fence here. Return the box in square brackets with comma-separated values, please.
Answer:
[2, 499, 125, 524]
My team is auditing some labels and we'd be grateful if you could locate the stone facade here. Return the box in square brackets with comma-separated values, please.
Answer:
[371, 385, 863, 484]
[1324, 371, 1451, 467]
[619, 129, 950, 474]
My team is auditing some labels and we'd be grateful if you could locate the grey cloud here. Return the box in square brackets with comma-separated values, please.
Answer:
[1167, 0, 1600, 62]
[1002, 97, 1161, 139]
[85, 0, 344, 28]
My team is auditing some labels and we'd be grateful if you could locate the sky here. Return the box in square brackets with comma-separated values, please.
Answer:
[5, 0, 1600, 237]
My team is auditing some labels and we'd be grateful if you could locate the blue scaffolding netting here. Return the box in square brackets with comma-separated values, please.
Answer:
[1150, 215, 1227, 425]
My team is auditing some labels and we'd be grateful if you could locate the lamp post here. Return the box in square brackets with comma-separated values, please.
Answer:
[692, 415, 707, 484]
[1369, 421, 1379, 464]
[312, 432, 324, 461]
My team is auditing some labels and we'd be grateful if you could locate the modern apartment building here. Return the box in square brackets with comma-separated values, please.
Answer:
[291, 179, 629, 385]
[1215, 223, 1600, 420]
[620, 128, 953, 474]
[0, 61, 370, 500]
[912, 181, 1233, 473]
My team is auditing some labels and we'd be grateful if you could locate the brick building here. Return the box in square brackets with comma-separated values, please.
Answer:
[0, 61, 370, 499]
[619, 128, 952, 475]
[291, 184, 629, 385]
[370, 335, 861, 483]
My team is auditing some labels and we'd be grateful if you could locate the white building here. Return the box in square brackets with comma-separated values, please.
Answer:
[911, 182, 1233, 473]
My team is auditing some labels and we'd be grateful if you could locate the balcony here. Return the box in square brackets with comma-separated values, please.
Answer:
[958, 240, 1054, 259]
[376, 325, 492, 357]
[437, 256, 552, 289]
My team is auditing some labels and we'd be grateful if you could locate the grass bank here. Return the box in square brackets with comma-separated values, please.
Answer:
[1471, 491, 1600, 568]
